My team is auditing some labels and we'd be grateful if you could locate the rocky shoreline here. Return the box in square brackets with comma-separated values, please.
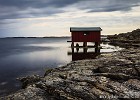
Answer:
[1, 29, 140, 100]
[0, 47, 139, 100]
[108, 29, 140, 48]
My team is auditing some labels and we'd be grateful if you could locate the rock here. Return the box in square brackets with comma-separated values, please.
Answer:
[108, 29, 140, 42]
[44, 68, 54, 76]
[91, 73, 140, 81]
[0, 86, 55, 100]
[17, 75, 42, 88]
[1, 47, 140, 99]
[107, 29, 140, 48]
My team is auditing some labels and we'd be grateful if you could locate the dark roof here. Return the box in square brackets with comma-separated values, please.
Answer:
[70, 27, 102, 32]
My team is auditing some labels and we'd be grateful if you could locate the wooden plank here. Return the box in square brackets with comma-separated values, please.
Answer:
[67, 41, 72, 42]
[70, 46, 102, 48]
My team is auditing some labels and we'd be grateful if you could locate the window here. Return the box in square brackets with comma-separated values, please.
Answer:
[83, 32, 89, 36]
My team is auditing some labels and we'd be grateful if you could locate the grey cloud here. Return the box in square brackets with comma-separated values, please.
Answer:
[79, 0, 140, 12]
[0, 0, 79, 9]
[88, 4, 138, 12]
[0, 7, 64, 20]
[0, 0, 79, 20]
[47, 0, 80, 7]
[0, 0, 140, 20]
[0, 0, 44, 9]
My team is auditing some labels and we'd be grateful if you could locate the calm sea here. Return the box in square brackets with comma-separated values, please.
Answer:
[0, 37, 121, 96]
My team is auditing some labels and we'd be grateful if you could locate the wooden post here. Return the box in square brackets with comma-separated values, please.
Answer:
[71, 42, 74, 48]
[95, 47, 99, 53]
[95, 42, 99, 47]
[83, 42, 87, 47]
[95, 42, 100, 53]
[72, 47, 74, 53]
[76, 43, 79, 52]
[83, 48, 87, 53]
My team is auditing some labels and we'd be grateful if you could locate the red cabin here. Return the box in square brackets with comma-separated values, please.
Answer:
[70, 27, 102, 47]
[70, 27, 102, 42]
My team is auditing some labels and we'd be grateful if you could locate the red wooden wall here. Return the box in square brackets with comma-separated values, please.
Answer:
[71, 31, 101, 42]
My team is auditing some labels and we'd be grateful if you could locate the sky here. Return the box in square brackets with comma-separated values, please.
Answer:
[0, 0, 140, 37]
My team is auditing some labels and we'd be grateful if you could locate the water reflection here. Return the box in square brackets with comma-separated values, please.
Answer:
[0, 38, 71, 96]
[68, 47, 100, 61]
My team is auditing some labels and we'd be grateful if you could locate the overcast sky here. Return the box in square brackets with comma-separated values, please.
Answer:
[0, 0, 140, 37]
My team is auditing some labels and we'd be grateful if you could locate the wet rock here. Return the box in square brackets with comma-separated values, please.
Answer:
[17, 75, 42, 88]
[44, 68, 54, 76]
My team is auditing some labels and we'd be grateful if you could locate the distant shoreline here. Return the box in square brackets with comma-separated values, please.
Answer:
[0, 36, 71, 39]
[0, 35, 109, 39]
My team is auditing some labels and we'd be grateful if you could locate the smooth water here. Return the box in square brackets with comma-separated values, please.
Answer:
[0, 37, 121, 96]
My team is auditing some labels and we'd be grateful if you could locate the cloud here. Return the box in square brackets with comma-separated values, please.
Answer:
[0, 0, 140, 20]
[0, 2, 64, 20]
[0, 0, 79, 9]
[0, 0, 80, 19]
[77, 0, 140, 12]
